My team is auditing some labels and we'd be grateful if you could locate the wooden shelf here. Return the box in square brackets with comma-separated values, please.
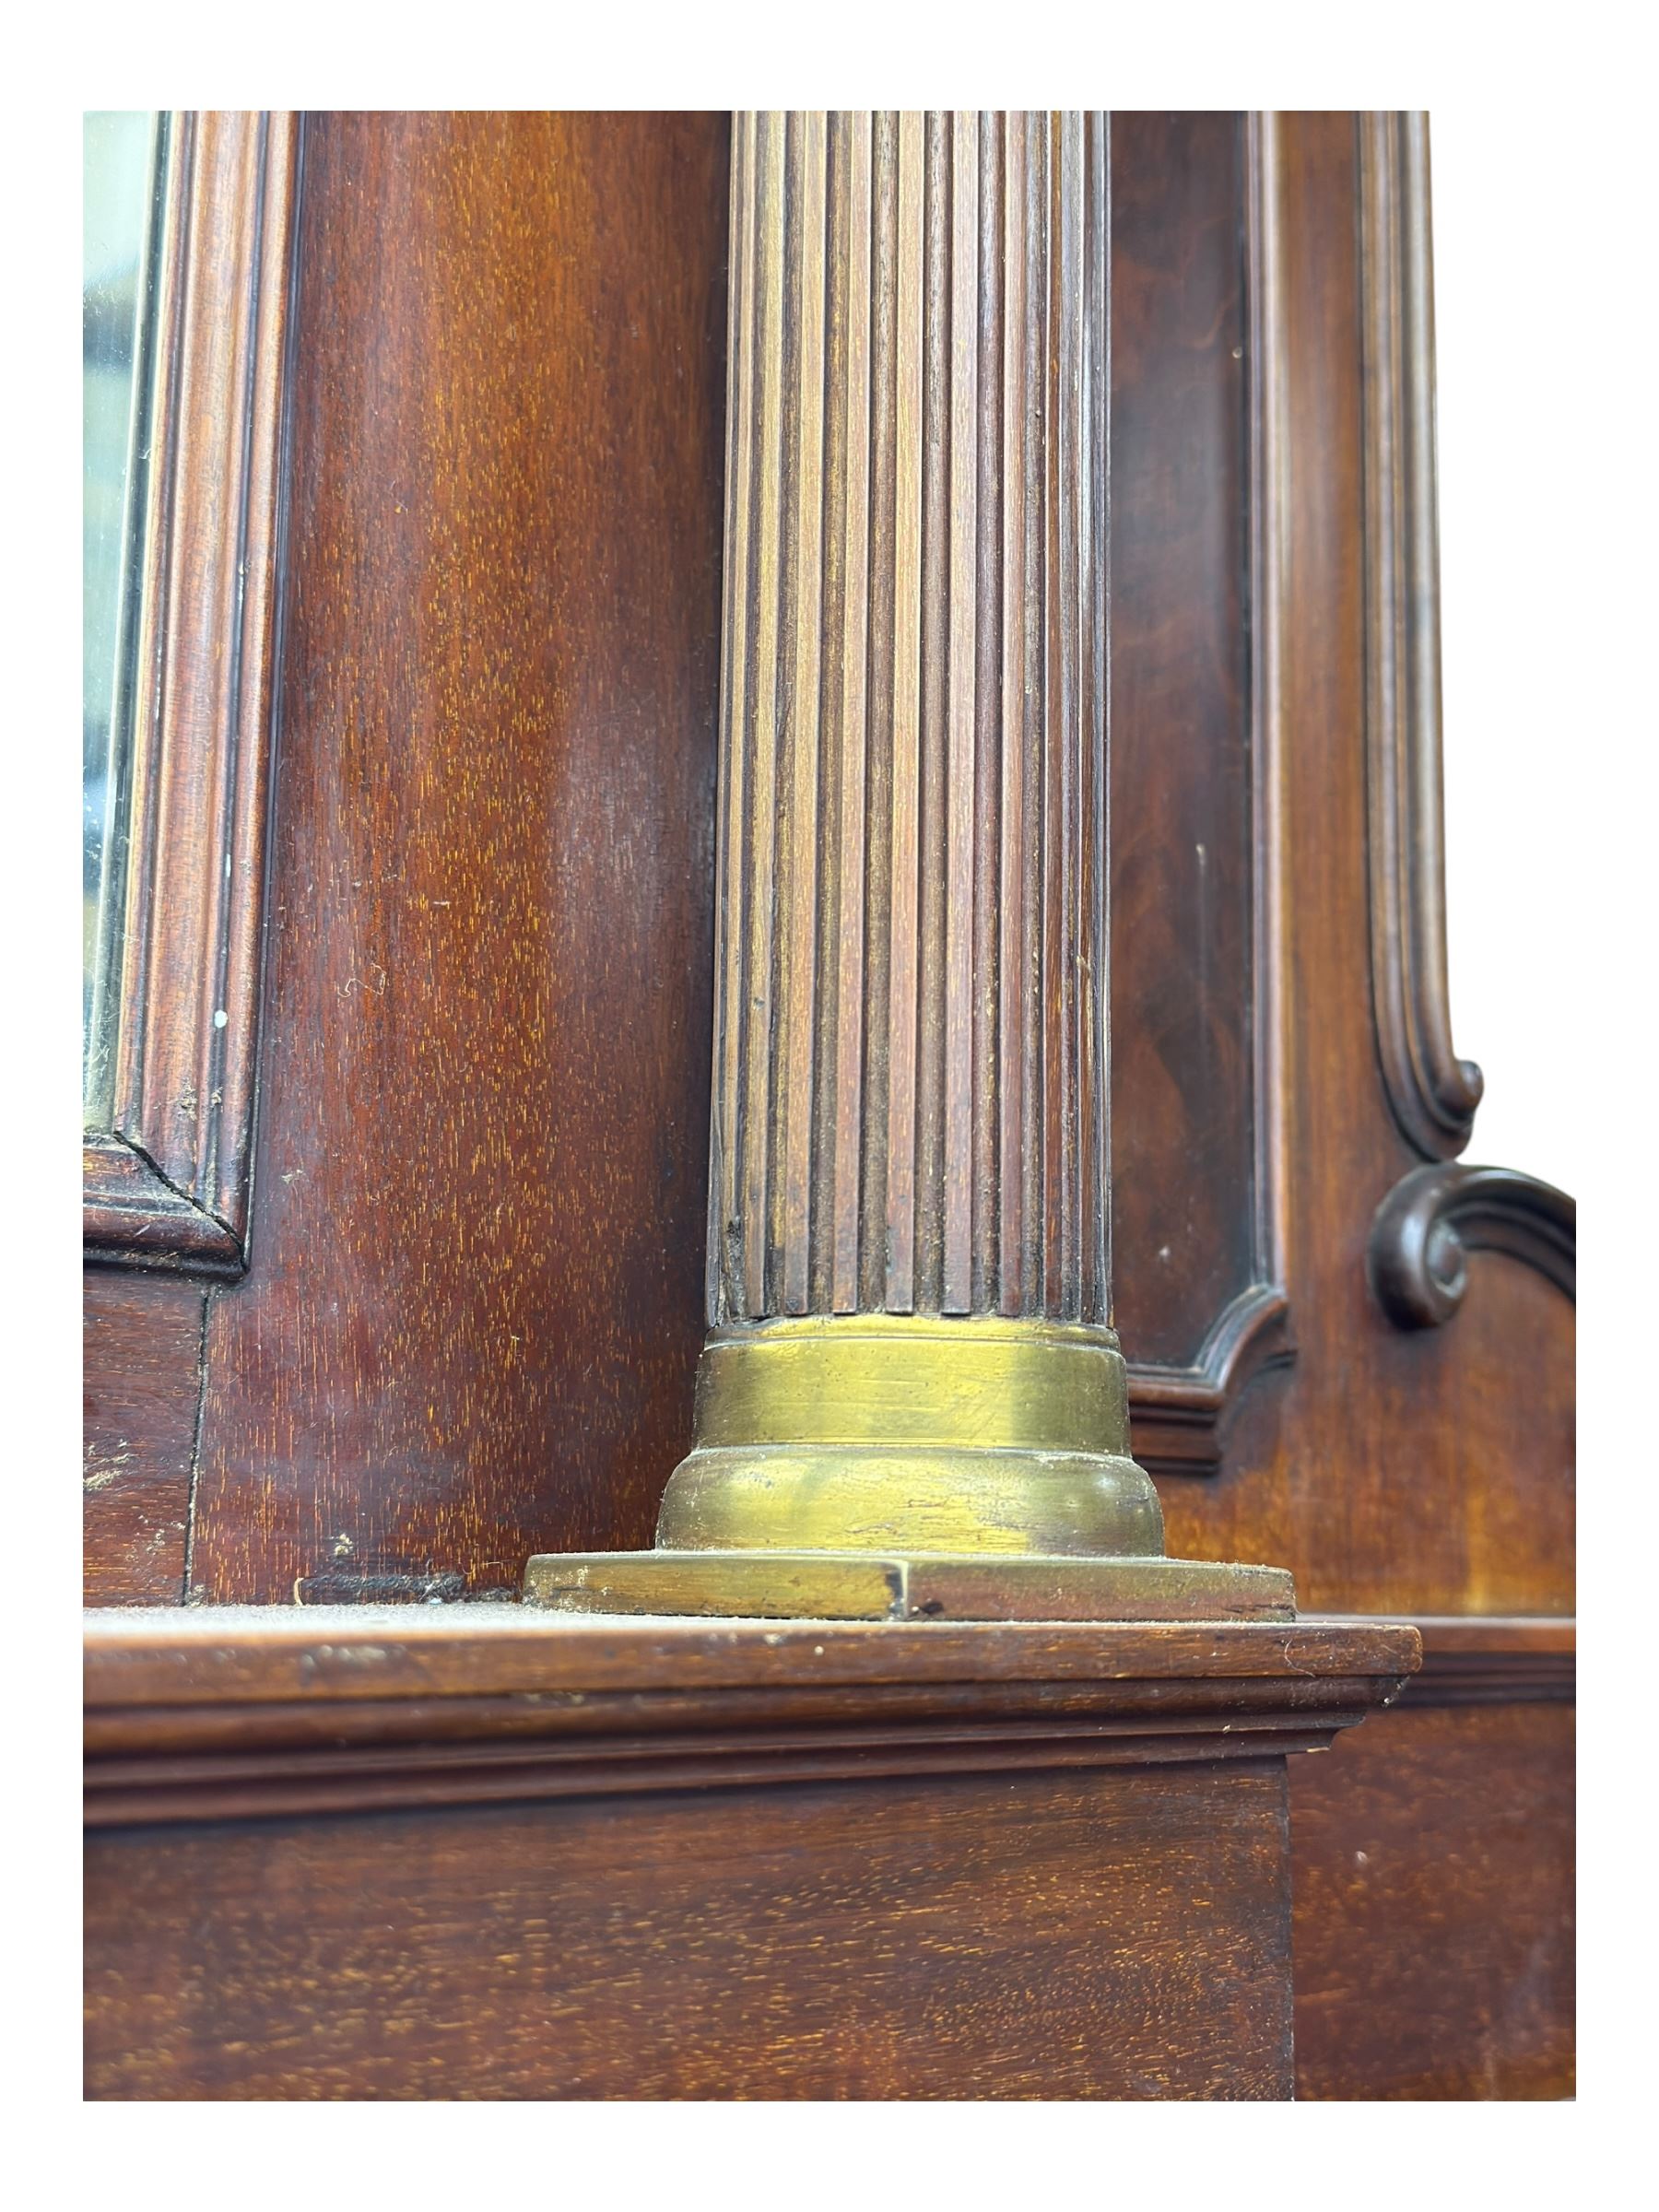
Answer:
[85, 1605, 1418, 2099]
[85, 1604, 1418, 1825]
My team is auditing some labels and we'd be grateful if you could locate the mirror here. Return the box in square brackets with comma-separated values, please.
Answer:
[84, 110, 165, 1124]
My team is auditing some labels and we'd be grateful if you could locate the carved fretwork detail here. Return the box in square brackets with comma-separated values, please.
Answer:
[709, 112, 1110, 1325]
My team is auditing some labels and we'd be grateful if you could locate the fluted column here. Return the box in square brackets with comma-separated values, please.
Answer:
[525, 112, 1292, 1624]
[711, 111, 1107, 1328]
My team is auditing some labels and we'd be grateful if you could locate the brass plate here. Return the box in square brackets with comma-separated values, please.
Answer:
[524, 1548, 1296, 1624]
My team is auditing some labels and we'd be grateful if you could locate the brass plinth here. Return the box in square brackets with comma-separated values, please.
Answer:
[524, 1318, 1294, 1623]
[663, 1316, 1161, 1557]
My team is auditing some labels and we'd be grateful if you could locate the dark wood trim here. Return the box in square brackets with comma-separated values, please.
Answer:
[1355, 118, 1575, 1339]
[1127, 1285, 1294, 1473]
[83, 1605, 1421, 1702]
[1359, 111, 1485, 1162]
[1315, 1613, 1573, 1704]
[85, 1712, 1379, 1829]
[704, 113, 1112, 1325]
[84, 1606, 1418, 1824]
[87, 112, 301, 1277]
[82, 1130, 242, 1275]
[1368, 1161, 1575, 1329]
[1123, 112, 1297, 1473]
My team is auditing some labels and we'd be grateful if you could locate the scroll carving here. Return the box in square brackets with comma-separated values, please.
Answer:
[1368, 1162, 1574, 1331]
[1358, 114, 1576, 1337]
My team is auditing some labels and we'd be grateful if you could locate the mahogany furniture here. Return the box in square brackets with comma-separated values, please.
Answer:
[85, 1608, 1415, 2100]
[84, 110, 1573, 2100]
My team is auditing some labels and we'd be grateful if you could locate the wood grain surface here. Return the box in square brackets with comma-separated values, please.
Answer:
[83, 1276, 205, 1605]
[84, 112, 1573, 1618]
[81, 1602, 1420, 1703]
[182, 112, 731, 1598]
[1108, 112, 1294, 1471]
[81, 1605, 1417, 1826]
[1398, 1614, 1575, 1701]
[1358, 112, 1485, 1162]
[84, 1606, 1418, 2096]
[1155, 114, 1575, 1614]
[1110, 112, 1259, 1369]
[1291, 1696, 1574, 2099]
[86, 1759, 1296, 2100]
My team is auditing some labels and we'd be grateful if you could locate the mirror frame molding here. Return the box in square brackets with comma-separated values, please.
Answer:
[83, 111, 300, 1277]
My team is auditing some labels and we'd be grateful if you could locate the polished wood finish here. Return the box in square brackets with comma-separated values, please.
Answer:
[83, 1601, 1414, 1694]
[1158, 114, 1575, 1618]
[85, 113, 1577, 1616]
[1292, 1684, 1573, 2100]
[1359, 111, 1484, 1161]
[88, 1765, 1294, 2100]
[712, 112, 1108, 1324]
[1369, 1162, 1575, 1331]
[85, 112, 300, 1276]
[1394, 1613, 1575, 1702]
[83, 1275, 204, 1606]
[77, 112, 1573, 2104]
[182, 112, 730, 1600]
[84, 1607, 1415, 2099]
[1110, 112, 1292, 1471]
[1120, 115, 1576, 2100]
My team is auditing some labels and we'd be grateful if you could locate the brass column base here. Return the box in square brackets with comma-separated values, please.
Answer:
[524, 1548, 1294, 1623]
[524, 1318, 1296, 1625]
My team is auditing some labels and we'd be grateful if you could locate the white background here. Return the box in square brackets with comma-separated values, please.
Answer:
[1434, 117, 1595, 1198]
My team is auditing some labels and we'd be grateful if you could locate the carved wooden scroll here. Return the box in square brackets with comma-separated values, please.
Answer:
[1358, 112, 1574, 1330]
[1369, 1163, 1575, 1330]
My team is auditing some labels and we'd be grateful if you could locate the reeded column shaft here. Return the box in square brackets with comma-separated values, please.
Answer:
[524, 109, 1295, 1621]
[710, 110, 1110, 1328]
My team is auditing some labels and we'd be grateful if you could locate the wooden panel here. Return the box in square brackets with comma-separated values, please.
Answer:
[1155, 114, 1575, 1615]
[84, 1274, 203, 1605]
[1111, 111, 1255, 1362]
[185, 112, 730, 1599]
[1291, 1698, 1574, 2099]
[86, 1759, 1293, 2100]
[1109, 112, 1290, 1473]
